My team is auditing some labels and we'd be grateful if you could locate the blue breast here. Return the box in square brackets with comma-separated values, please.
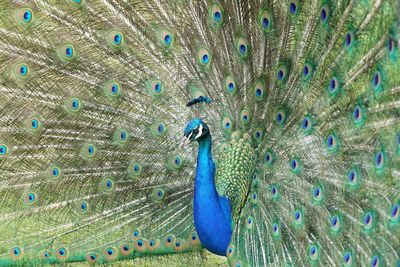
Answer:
[193, 135, 232, 256]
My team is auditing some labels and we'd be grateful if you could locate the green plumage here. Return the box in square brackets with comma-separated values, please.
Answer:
[0, 0, 399, 266]
[216, 132, 255, 221]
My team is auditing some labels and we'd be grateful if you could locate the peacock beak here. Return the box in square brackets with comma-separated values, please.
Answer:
[179, 132, 193, 149]
[179, 136, 191, 149]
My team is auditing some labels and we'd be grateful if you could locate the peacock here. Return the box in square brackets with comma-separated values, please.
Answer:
[0, 0, 399, 266]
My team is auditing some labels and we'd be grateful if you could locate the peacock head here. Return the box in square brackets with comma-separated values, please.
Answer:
[180, 118, 210, 148]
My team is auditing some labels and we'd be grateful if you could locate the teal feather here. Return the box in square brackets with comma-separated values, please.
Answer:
[0, 0, 399, 266]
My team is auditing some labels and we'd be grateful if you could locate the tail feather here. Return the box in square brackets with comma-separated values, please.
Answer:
[0, 1, 204, 264]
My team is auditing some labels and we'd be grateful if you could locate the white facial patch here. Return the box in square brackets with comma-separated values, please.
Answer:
[187, 131, 193, 140]
[194, 124, 203, 139]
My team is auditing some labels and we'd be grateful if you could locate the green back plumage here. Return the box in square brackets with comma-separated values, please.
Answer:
[216, 132, 255, 222]
[0, 0, 400, 266]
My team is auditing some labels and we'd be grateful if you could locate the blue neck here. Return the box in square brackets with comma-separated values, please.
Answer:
[193, 134, 232, 256]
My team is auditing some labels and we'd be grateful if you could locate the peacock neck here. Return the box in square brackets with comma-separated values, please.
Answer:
[193, 133, 232, 256]
[195, 135, 217, 198]
[197, 134, 213, 176]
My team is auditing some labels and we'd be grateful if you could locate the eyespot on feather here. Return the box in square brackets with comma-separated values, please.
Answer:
[197, 46, 212, 68]
[104, 79, 124, 99]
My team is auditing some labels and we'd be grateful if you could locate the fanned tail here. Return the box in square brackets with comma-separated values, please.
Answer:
[0, 0, 207, 265]
[0, 0, 399, 266]
[224, 0, 400, 266]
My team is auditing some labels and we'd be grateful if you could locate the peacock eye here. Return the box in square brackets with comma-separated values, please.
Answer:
[193, 129, 199, 134]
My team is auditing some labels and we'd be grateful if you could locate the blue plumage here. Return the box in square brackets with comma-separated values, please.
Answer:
[193, 134, 232, 255]
[182, 119, 233, 255]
